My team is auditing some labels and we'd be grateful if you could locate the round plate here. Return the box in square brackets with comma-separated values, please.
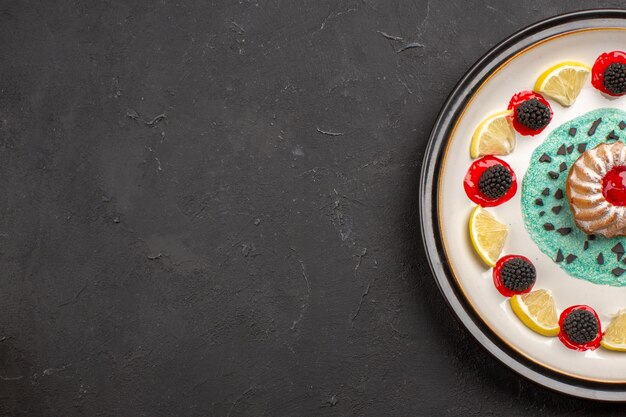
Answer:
[420, 9, 626, 401]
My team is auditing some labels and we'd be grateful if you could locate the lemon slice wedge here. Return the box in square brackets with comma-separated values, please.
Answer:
[470, 110, 516, 158]
[510, 290, 559, 336]
[469, 206, 507, 267]
[534, 61, 591, 107]
[601, 311, 626, 351]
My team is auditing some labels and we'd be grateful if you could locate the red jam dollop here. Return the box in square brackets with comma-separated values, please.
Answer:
[463, 155, 517, 207]
[507, 91, 552, 136]
[558, 305, 602, 351]
[602, 166, 626, 206]
[492, 255, 535, 297]
[591, 50, 626, 96]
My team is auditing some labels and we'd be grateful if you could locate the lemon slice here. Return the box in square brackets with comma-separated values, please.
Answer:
[469, 110, 515, 158]
[468, 206, 507, 267]
[600, 311, 626, 351]
[534, 61, 591, 107]
[510, 290, 559, 336]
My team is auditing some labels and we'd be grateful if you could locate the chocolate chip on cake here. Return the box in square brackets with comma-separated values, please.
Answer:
[588, 118, 602, 136]
[613, 243, 625, 261]
[556, 249, 564, 262]
[554, 189, 564, 199]
[607, 130, 620, 141]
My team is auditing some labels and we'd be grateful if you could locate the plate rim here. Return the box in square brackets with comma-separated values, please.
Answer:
[420, 8, 626, 401]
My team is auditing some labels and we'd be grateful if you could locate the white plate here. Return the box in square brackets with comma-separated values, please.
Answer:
[441, 27, 626, 382]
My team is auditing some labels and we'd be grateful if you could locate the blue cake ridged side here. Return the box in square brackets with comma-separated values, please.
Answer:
[521, 108, 626, 286]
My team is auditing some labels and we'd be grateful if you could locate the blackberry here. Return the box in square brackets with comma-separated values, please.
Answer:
[516, 98, 551, 130]
[478, 165, 512, 199]
[500, 257, 536, 292]
[563, 309, 598, 345]
[603, 62, 626, 95]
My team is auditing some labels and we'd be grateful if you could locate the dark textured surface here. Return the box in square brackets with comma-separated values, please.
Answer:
[3, 1, 626, 416]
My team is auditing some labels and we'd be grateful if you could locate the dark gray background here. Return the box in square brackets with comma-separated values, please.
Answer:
[3, 0, 626, 416]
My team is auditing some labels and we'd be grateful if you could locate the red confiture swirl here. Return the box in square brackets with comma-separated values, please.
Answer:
[507, 91, 552, 136]
[558, 305, 602, 351]
[591, 50, 626, 96]
[463, 155, 517, 207]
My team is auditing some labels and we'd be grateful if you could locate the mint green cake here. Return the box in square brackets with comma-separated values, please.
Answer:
[522, 108, 626, 286]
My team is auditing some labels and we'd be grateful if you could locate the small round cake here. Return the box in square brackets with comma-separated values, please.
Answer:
[567, 142, 626, 238]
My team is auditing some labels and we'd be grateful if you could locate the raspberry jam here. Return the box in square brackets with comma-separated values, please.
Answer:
[591, 50, 626, 96]
[602, 166, 626, 206]
[507, 91, 552, 136]
[558, 305, 602, 351]
[463, 155, 517, 207]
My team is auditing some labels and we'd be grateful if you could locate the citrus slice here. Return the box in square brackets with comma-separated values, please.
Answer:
[534, 61, 591, 107]
[469, 110, 515, 158]
[600, 311, 626, 351]
[468, 205, 507, 267]
[510, 289, 559, 336]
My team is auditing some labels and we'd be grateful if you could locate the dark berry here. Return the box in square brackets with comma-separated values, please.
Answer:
[516, 98, 551, 130]
[464, 156, 517, 207]
[478, 165, 512, 199]
[500, 257, 536, 292]
[563, 309, 599, 345]
[603, 62, 626, 95]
